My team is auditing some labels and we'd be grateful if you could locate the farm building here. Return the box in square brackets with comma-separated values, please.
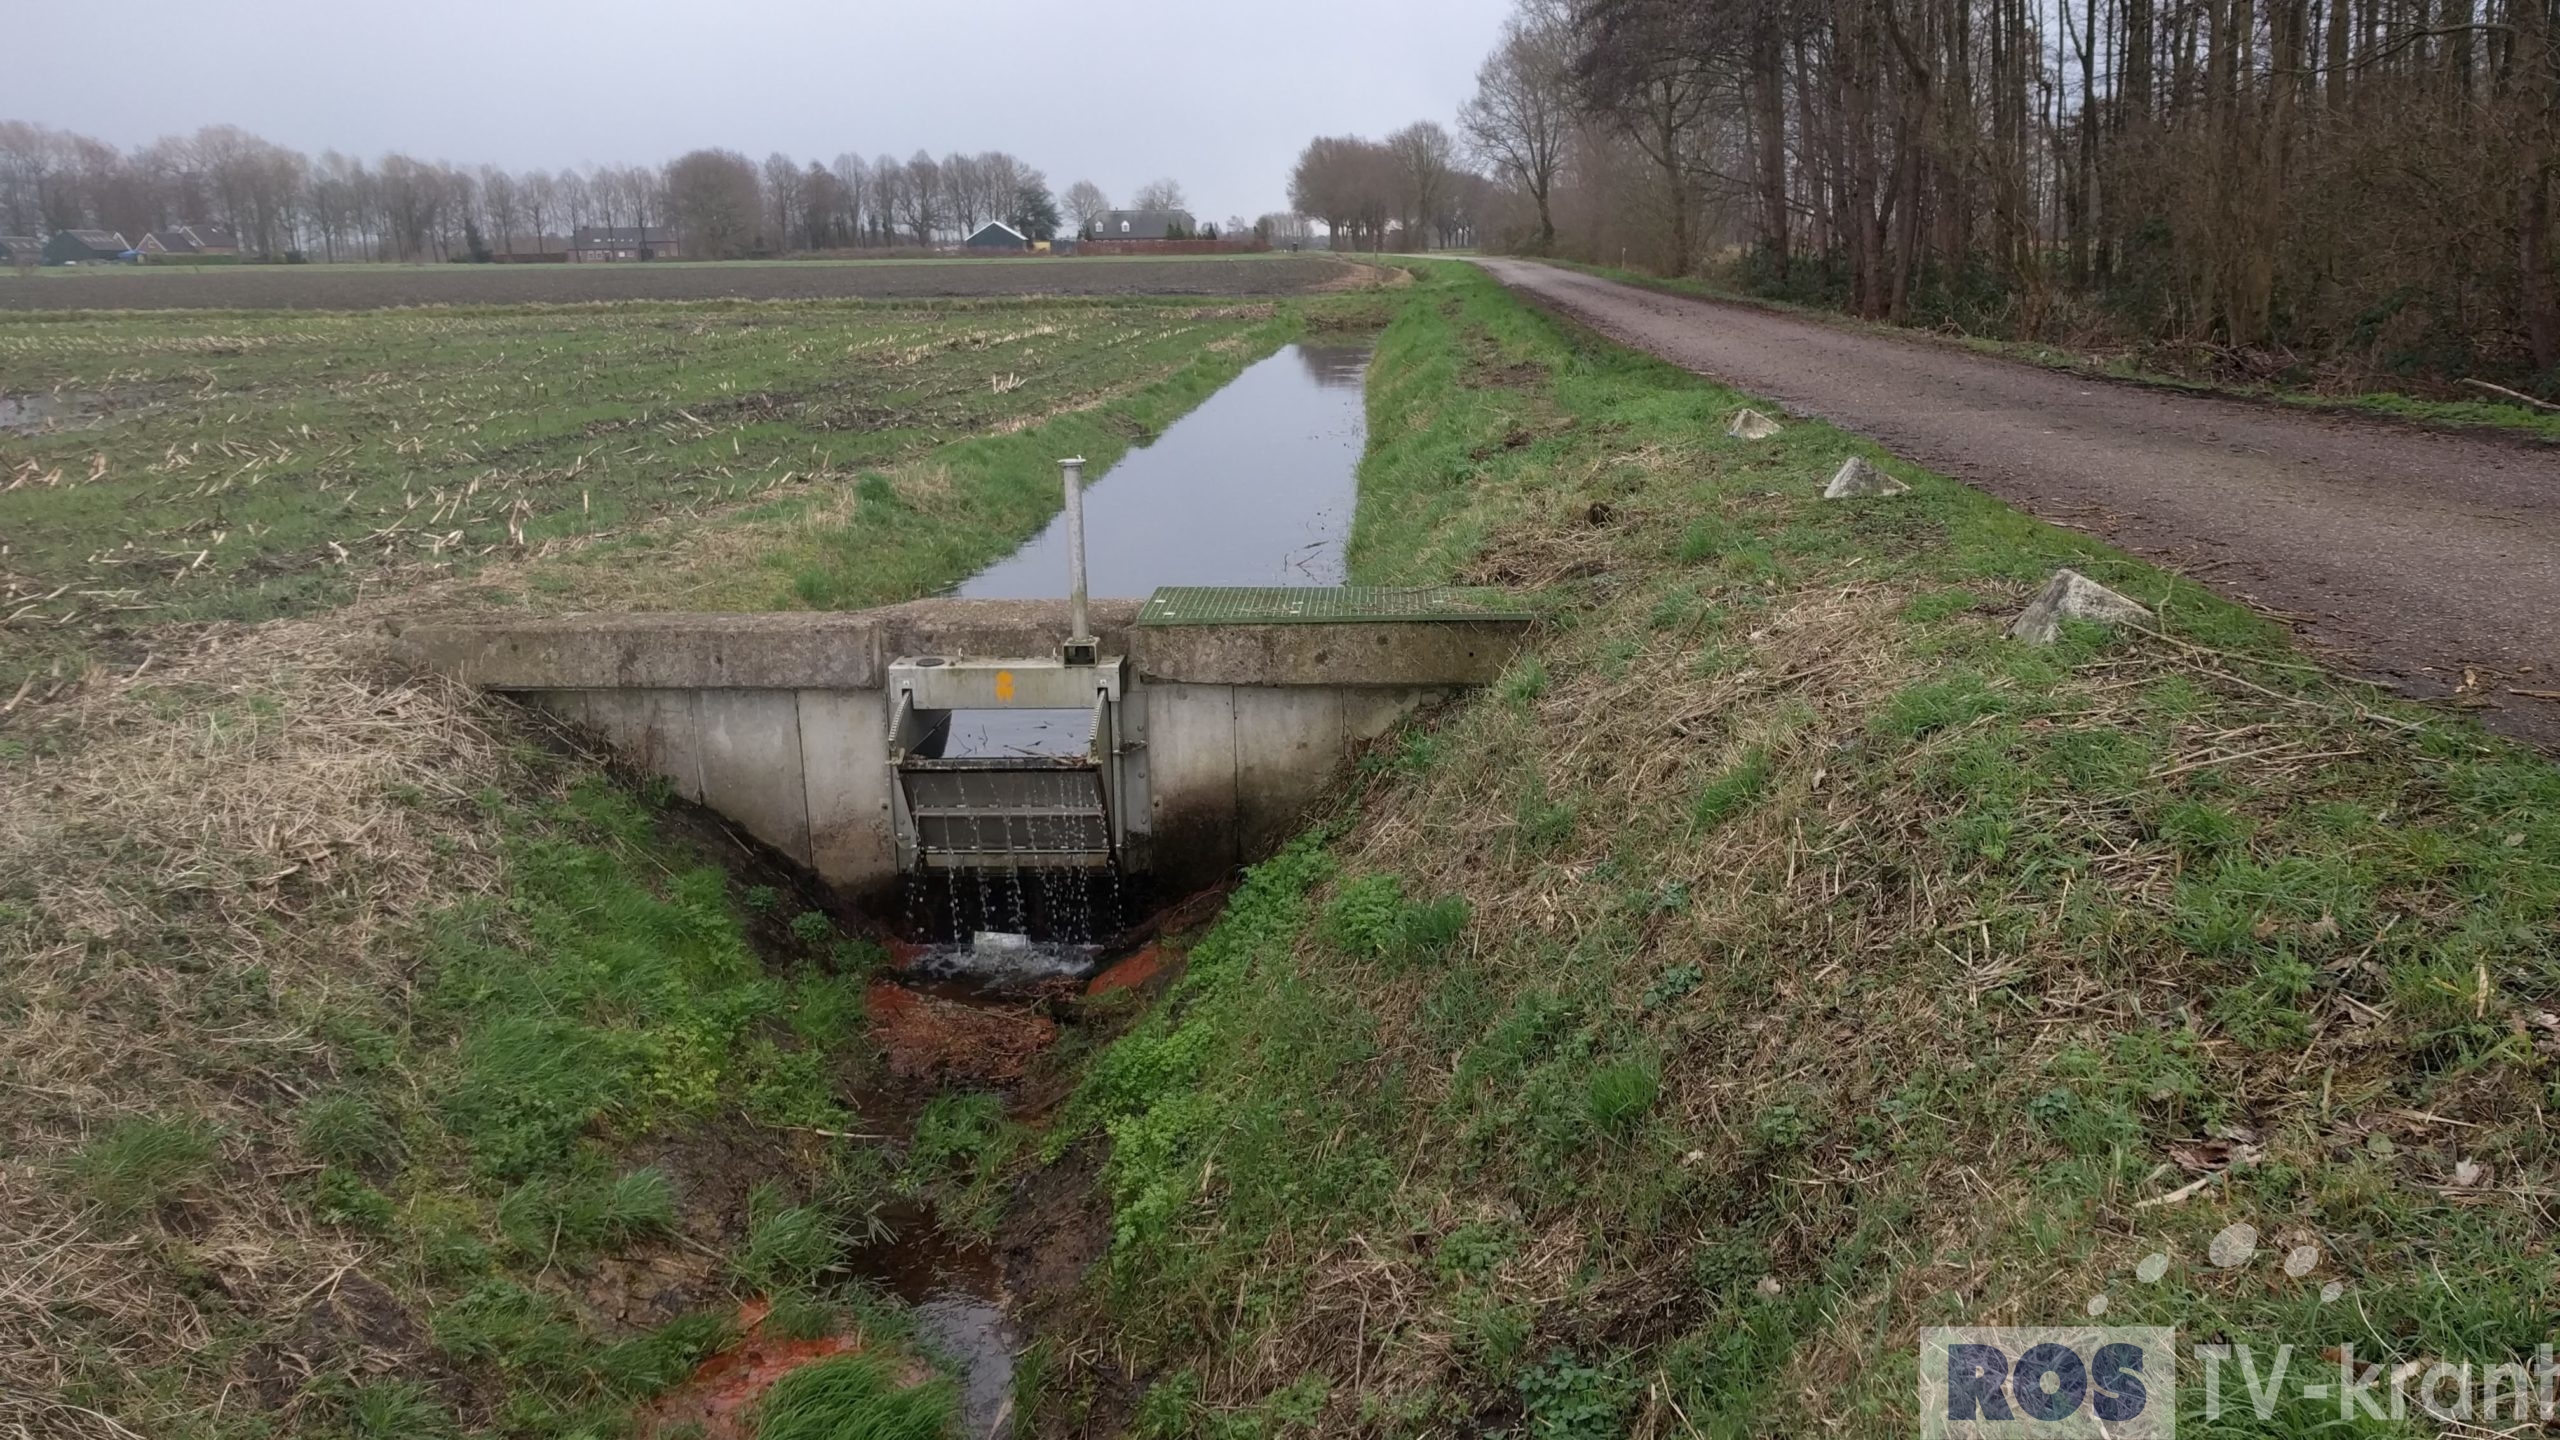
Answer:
[1092, 209, 1196, 242]
[0, 236, 39, 266]
[962, 221, 1028, 252]
[137, 224, 241, 259]
[569, 226, 679, 262]
[44, 230, 131, 265]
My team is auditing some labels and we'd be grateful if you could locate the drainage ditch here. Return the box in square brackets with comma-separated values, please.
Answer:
[668, 339, 1374, 1435]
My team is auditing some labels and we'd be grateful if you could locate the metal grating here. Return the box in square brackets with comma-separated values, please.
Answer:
[1136, 585, 1529, 626]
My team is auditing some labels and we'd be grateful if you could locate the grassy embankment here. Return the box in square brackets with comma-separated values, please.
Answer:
[1026, 262, 2560, 1436]
[1544, 258, 2560, 442]
[0, 292, 1337, 1438]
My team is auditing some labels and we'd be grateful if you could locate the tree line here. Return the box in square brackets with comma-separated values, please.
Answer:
[0, 121, 1213, 261]
[1403, 0, 2559, 385]
[1287, 125, 1506, 251]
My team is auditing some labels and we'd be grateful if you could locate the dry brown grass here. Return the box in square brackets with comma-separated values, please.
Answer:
[0, 619, 526, 1437]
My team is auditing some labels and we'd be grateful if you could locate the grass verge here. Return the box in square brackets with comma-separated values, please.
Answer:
[1031, 262, 2560, 1436]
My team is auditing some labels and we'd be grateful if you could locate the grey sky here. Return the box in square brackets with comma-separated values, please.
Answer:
[22, 0, 1511, 224]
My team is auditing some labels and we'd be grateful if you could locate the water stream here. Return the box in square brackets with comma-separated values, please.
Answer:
[926, 341, 1371, 764]
[851, 339, 1373, 1436]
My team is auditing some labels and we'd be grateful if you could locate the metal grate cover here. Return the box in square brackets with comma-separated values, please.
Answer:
[1137, 585, 1528, 626]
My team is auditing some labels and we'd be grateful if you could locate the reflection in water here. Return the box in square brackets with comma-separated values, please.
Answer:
[935, 342, 1373, 760]
[957, 341, 1373, 597]
[844, 1202, 1022, 1439]
[1294, 343, 1370, 390]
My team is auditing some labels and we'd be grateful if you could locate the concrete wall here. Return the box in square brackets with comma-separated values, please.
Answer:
[394, 598, 1528, 898]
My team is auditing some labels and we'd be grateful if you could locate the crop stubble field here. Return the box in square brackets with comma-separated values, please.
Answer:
[0, 252, 1370, 312]
[0, 275, 1326, 693]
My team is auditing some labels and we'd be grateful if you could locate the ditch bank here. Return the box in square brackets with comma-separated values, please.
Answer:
[978, 263, 2560, 1437]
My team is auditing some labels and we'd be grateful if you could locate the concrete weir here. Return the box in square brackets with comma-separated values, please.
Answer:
[394, 587, 1532, 898]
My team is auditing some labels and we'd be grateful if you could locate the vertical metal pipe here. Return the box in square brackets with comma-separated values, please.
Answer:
[1061, 456, 1091, 649]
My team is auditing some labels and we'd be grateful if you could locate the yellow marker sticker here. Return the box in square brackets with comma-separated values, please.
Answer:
[995, 670, 1015, 702]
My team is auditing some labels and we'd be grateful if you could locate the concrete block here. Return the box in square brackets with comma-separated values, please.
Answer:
[696, 690, 812, 866]
[1727, 407, 1783, 440]
[2009, 569, 2152, 645]
[1341, 686, 1449, 745]
[871, 597, 1141, 664]
[800, 690, 896, 896]
[1145, 683, 1239, 889]
[1823, 456, 1910, 499]
[581, 690, 705, 802]
[1133, 618, 1532, 687]
[515, 689, 593, 731]
[1234, 687, 1346, 862]
[392, 612, 888, 691]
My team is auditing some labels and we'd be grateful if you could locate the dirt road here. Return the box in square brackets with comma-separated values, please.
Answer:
[1479, 258, 2560, 747]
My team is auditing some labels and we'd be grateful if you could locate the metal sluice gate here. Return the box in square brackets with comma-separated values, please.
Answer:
[885, 457, 1142, 878]
[885, 653, 1133, 873]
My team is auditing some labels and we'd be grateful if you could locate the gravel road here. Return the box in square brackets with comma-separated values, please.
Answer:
[1479, 258, 2560, 748]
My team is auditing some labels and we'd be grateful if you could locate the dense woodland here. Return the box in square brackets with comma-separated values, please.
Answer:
[0, 124, 1254, 262]
[1318, 0, 2560, 388]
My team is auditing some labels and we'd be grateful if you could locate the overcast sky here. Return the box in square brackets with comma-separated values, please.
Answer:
[22, 0, 1512, 223]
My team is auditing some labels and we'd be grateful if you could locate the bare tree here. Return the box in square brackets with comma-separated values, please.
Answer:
[1290, 136, 1399, 250]
[1459, 0, 1575, 251]
[801, 161, 841, 250]
[898, 151, 942, 245]
[521, 170, 557, 254]
[479, 166, 520, 255]
[1062, 179, 1111, 236]
[761, 151, 799, 251]
[832, 153, 871, 247]
[1388, 121, 1459, 250]
[869, 153, 906, 246]
[1131, 177, 1187, 212]
[664, 148, 761, 258]
[1571, 0, 1726, 274]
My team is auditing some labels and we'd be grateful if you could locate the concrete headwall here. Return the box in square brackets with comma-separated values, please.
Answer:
[394, 598, 1530, 897]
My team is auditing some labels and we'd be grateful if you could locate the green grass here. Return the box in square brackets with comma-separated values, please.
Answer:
[68, 1115, 220, 1216]
[1031, 261, 2560, 1434]
[752, 1353, 957, 1440]
[735, 1182, 848, 1295]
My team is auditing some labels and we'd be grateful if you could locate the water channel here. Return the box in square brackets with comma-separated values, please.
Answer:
[857, 339, 1373, 1437]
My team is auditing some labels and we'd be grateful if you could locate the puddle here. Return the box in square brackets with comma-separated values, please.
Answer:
[0, 391, 100, 431]
[958, 341, 1371, 597]
[847, 1206, 1021, 1438]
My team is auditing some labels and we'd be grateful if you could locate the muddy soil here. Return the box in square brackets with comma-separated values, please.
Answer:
[1479, 259, 2560, 749]
[0, 256, 1373, 312]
